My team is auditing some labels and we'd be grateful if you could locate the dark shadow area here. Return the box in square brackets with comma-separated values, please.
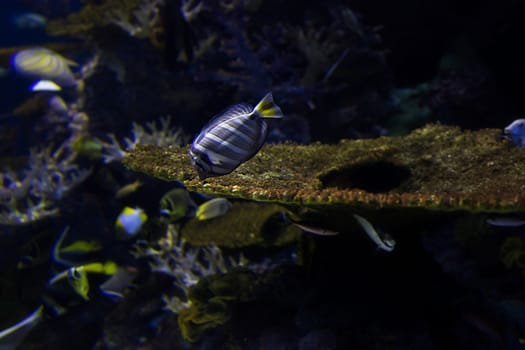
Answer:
[320, 161, 411, 193]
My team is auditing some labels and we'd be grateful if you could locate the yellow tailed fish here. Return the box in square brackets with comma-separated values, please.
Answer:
[115, 206, 148, 237]
[48, 261, 118, 301]
[189, 92, 284, 179]
[195, 197, 232, 220]
[353, 214, 395, 252]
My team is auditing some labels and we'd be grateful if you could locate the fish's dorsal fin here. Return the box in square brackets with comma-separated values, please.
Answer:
[200, 103, 253, 134]
[253, 92, 283, 119]
[64, 58, 78, 67]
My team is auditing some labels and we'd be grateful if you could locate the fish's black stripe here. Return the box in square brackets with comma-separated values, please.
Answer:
[203, 134, 247, 158]
[208, 127, 256, 152]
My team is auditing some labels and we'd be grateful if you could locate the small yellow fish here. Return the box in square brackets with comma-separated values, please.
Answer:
[52, 227, 102, 267]
[48, 261, 119, 301]
[70, 137, 103, 159]
[59, 240, 102, 254]
[115, 180, 143, 199]
[67, 266, 90, 300]
[195, 197, 232, 220]
[81, 261, 119, 275]
[159, 188, 196, 222]
[115, 206, 148, 237]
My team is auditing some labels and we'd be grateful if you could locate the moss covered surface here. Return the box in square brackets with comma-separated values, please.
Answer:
[123, 124, 525, 212]
[181, 201, 302, 248]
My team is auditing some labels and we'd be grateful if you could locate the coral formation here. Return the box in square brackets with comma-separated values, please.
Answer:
[97, 115, 187, 164]
[0, 107, 92, 225]
[123, 123, 525, 212]
[177, 270, 263, 342]
[133, 222, 294, 341]
[46, 0, 163, 40]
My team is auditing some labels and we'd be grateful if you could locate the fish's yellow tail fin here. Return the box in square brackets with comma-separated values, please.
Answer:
[253, 92, 284, 119]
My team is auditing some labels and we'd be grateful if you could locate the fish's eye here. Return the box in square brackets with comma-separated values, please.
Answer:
[69, 267, 81, 279]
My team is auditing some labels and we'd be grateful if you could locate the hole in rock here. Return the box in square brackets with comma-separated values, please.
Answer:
[319, 161, 411, 193]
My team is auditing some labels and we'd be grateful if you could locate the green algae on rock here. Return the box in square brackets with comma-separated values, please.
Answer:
[123, 124, 525, 212]
[181, 201, 301, 248]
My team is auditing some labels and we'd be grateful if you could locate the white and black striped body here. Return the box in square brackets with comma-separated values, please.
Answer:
[189, 104, 268, 179]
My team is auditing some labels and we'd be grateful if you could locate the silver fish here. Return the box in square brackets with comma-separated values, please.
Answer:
[0, 305, 43, 350]
[189, 92, 283, 179]
[486, 217, 525, 228]
[12, 47, 77, 87]
[353, 214, 395, 252]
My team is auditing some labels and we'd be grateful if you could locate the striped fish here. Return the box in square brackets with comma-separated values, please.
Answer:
[189, 92, 283, 179]
[12, 47, 77, 87]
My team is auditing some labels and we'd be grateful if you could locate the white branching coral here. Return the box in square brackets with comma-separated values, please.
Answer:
[0, 143, 91, 225]
[98, 115, 187, 164]
[133, 224, 276, 314]
[107, 0, 162, 38]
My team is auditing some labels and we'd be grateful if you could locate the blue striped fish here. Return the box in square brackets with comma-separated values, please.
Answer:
[189, 93, 283, 179]
[12, 47, 77, 87]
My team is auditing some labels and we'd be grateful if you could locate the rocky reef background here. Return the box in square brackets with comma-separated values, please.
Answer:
[1, 0, 525, 349]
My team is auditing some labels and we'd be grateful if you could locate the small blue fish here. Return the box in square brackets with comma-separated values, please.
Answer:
[115, 207, 148, 237]
[189, 92, 284, 179]
[504, 119, 525, 147]
[12, 47, 77, 87]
